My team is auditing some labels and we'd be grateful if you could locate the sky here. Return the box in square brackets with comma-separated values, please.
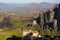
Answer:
[0, 0, 60, 3]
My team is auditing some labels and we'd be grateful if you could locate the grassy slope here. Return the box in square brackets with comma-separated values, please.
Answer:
[0, 14, 60, 40]
[0, 29, 20, 40]
[0, 15, 27, 40]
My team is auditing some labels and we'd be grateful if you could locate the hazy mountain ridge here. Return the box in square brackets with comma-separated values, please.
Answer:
[0, 3, 28, 9]
[0, 2, 57, 11]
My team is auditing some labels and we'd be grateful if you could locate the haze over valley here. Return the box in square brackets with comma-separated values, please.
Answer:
[0, 2, 56, 17]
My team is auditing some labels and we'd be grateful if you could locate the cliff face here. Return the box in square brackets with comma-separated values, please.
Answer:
[36, 4, 60, 31]
[53, 4, 60, 31]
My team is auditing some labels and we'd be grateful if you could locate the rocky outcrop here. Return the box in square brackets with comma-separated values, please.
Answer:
[36, 4, 60, 31]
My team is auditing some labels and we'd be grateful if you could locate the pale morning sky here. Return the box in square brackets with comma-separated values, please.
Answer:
[0, 0, 60, 3]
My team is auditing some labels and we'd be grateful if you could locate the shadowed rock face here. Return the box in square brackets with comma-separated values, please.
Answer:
[59, 4, 60, 8]
[35, 4, 60, 31]
[6, 35, 60, 40]
[3, 16, 12, 27]
[0, 16, 12, 28]
[36, 12, 44, 28]
[53, 4, 60, 31]
[53, 4, 60, 20]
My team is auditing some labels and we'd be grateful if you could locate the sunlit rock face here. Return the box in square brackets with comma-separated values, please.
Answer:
[39, 12, 44, 28]
[32, 20, 37, 25]
[49, 10, 54, 22]
[22, 30, 38, 37]
[54, 19, 58, 31]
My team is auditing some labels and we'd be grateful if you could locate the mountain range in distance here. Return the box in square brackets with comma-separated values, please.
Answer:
[0, 2, 57, 11]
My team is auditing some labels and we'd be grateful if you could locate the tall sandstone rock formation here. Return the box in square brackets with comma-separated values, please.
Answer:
[39, 12, 44, 29]
[53, 4, 60, 31]
[33, 4, 60, 31]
